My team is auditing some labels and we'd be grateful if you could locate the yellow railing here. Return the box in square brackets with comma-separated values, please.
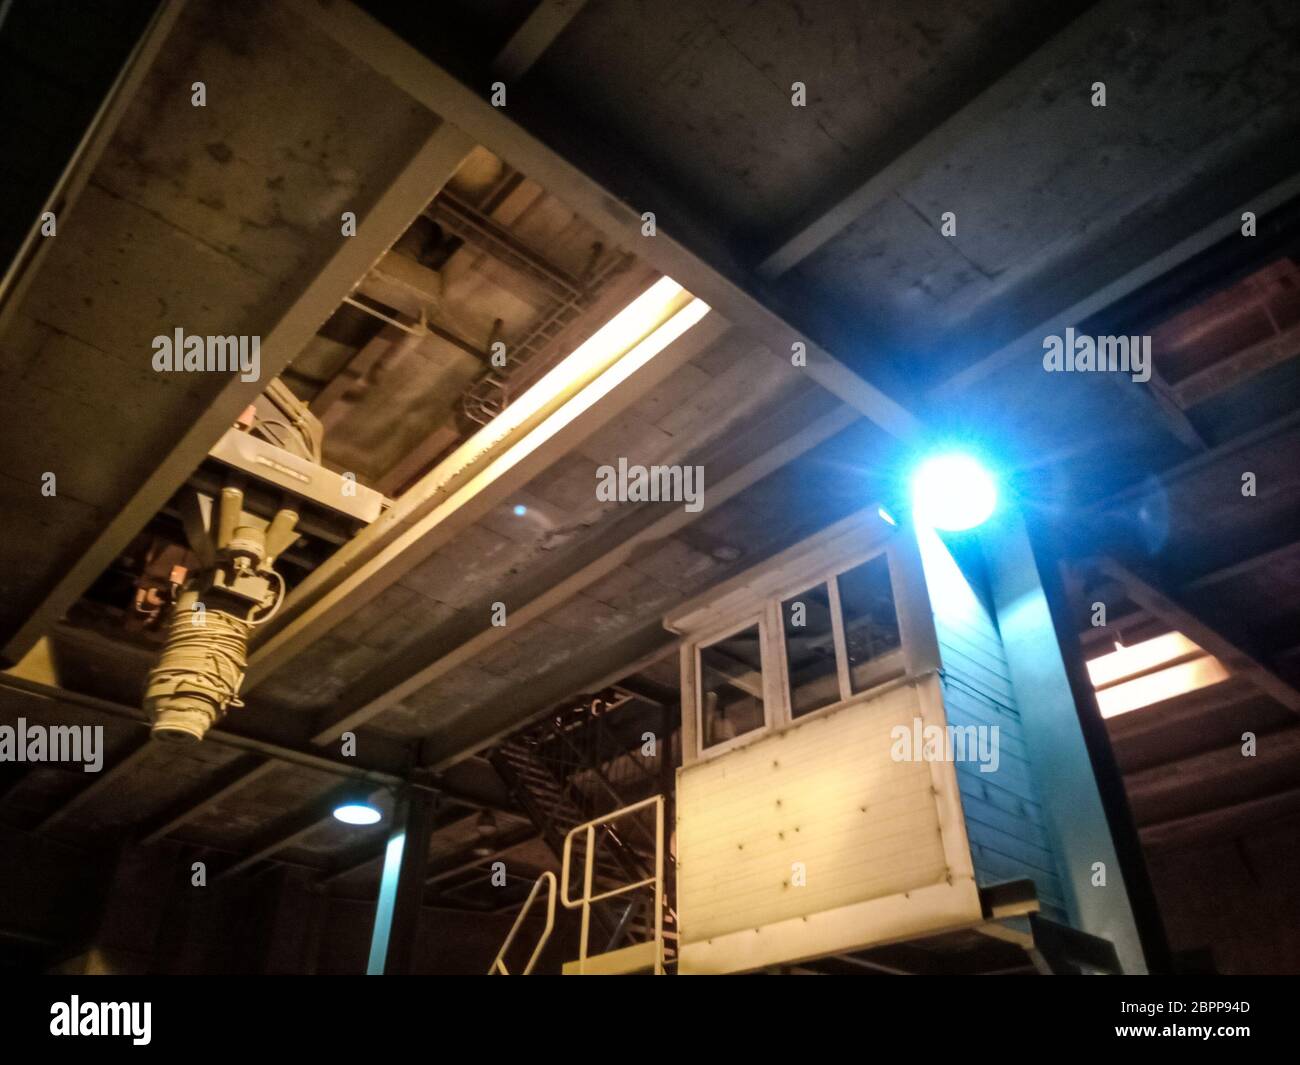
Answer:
[487, 870, 557, 975]
[561, 795, 665, 975]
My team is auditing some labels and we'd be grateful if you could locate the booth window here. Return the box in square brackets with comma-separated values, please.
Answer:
[836, 554, 903, 693]
[781, 584, 840, 718]
[699, 623, 766, 750]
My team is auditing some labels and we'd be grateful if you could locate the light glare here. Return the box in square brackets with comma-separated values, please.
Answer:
[911, 454, 997, 531]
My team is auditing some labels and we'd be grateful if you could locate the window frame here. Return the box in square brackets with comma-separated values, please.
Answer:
[832, 551, 909, 700]
[772, 545, 906, 730]
[776, 578, 850, 721]
[681, 522, 939, 764]
[691, 612, 779, 759]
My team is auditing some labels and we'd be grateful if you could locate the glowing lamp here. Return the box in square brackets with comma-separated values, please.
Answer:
[911, 453, 997, 532]
[333, 802, 383, 826]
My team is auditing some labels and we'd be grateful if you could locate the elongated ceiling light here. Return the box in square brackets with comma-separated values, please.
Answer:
[1086, 631, 1229, 718]
[456, 276, 705, 466]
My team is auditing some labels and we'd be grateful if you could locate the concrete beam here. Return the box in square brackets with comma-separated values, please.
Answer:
[933, 170, 1300, 400]
[219, 783, 385, 880]
[1172, 318, 1300, 409]
[2, 122, 476, 662]
[37, 737, 154, 832]
[492, 0, 589, 82]
[1134, 368, 1207, 452]
[137, 756, 276, 846]
[425, 828, 539, 887]
[419, 618, 677, 771]
[1088, 408, 1300, 516]
[0, 1, 185, 335]
[257, 264, 658, 667]
[1125, 726, 1300, 825]
[287, 0, 920, 443]
[245, 298, 729, 691]
[1140, 784, 1300, 852]
[1184, 538, 1300, 594]
[309, 390, 857, 744]
[0, 672, 409, 784]
[753, 3, 1105, 279]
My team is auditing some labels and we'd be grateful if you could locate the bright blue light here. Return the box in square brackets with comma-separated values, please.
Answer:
[333, 802, 382, 825]
[877, 506, 897, 527]
[367, 831, 407, 974]
[911, 453, 997, 532]
[513, 504, 528, 516]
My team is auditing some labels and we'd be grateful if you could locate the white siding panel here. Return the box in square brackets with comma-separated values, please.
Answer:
[677, 681, 952, 944]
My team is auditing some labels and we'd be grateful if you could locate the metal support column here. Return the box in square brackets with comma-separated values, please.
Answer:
[366, 786, 439, 975]
[982, 504, 1170, 974]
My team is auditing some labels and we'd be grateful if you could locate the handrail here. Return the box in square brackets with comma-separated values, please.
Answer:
[560, 795, 665, 975]
[487, 871, 557, 975]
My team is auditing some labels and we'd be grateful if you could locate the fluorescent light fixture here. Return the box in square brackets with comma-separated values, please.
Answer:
[911, 453, 997, 531]
[392, 274, 708, 508]
[1086, 631, 1201, 688]
[451, 276, 701, 461]
[282, 279, 712, 706]
[1094, 656, 1230, 718]
[333, 802, 382, 825]
[1087, 631, 1229, 718]
[424, 289, 710, 521]
[877, 506, 897, 526]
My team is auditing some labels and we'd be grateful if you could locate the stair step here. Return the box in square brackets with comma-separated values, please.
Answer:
[517, 777, 563, 794]
[562, 939, 661, 976]
[511, 770, 562, 787]
[506, 763, 557, 780]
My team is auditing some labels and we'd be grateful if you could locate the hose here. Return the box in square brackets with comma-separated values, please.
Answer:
[144, 603, 252, 742]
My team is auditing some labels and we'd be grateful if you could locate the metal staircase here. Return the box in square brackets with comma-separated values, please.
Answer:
[488, 695, 679, 972]
[489, 797, 668, 976]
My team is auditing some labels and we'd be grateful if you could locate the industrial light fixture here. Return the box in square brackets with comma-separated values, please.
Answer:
[394, 274, 709, 523]
[911, 453, 998, 532]
[461, 275, 708, 463]
[1086, 631, 1229, 718]
[333, 801, 383, 826]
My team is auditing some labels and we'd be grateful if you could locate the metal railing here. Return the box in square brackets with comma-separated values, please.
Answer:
[487, 871, 557, 975]
[561, 795, 666, 975]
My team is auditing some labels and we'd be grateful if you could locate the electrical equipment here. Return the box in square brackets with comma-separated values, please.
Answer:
[143, 380, 385, 742]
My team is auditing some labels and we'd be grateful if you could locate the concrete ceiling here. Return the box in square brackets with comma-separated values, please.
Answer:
[2, 0, 1299, 949]
[0, 0, 443, 647]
